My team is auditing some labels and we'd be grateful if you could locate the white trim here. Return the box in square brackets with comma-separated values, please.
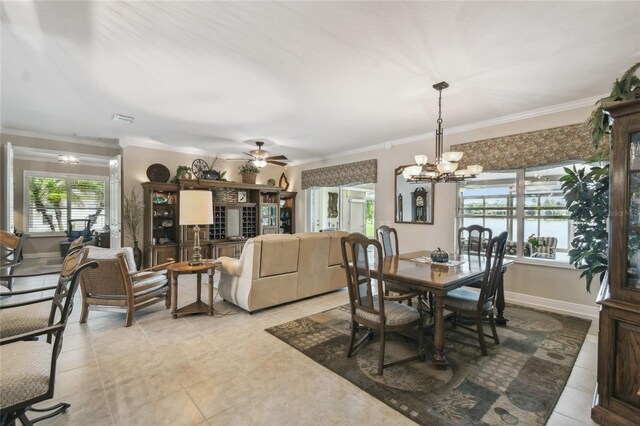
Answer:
[13, 155, 110, 168]
[23, 252, 60, 259]
[119, 137, 213, 156]
[2, 128, 118, 148]
[515, 257, 576, 270]
[504, 290, 599, 321]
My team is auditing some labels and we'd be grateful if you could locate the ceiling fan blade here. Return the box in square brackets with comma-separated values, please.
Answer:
[267, 160, 288, 166]
[242, 152, 253, 157]
[266, 155, 288, 161]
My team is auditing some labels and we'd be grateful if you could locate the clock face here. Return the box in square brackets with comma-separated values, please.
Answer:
[238, 191, 247, 202]
[416, 196, 424, 206]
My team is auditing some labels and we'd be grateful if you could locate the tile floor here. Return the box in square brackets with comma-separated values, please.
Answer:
[3, 258, 598, 425]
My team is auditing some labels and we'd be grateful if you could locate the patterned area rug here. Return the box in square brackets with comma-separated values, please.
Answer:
[266, 304, 591, 425]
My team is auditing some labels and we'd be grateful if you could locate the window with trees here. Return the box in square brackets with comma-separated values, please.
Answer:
[457, 163, 579, 263]
[26, 172, 108, 234]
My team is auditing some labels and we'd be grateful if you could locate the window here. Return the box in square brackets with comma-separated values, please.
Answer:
[25, 172, 108, 235]
[308, 183, 375, 237]
[457, 163, 582, 263]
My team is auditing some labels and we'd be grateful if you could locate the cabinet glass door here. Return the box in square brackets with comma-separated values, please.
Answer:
[627, 132, 640, 289]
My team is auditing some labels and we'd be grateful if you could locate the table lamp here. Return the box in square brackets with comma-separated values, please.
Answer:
[179, 190, 213, 265]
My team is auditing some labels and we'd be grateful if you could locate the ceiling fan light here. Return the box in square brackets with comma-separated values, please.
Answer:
[442, 151, 463, 162]
[253, 159, 267, 168]
[414, 154, 428, 166]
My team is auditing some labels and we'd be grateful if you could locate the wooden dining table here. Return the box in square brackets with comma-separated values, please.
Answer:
[372, 250, 512, 369]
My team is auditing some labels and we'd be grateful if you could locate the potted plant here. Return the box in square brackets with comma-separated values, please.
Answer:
[239, 161, 260, 184]
[122, 188, 145, 270]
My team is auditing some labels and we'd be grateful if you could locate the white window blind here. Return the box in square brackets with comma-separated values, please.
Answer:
[25, 172, 108, 234]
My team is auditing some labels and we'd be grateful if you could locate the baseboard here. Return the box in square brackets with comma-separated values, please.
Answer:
[504, 290, 599, 321]
[23, 252, 61, 259]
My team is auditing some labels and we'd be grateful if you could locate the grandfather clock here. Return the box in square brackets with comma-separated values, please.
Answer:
[412, 187, 427, 222]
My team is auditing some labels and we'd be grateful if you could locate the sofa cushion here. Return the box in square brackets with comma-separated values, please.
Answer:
[256, 234, 300, 278]
[296, 233, 331, 298]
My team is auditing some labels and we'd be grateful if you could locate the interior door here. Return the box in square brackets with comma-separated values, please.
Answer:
[109, 155, 121, 248]
[349, 199, 366, 234]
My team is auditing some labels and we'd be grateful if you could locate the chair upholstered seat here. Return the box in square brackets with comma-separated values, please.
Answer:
[355, 297, 420, 326]
[0, 341, 52, 410]
[0, 301, 50, 339]
[444, 288, 492, 312]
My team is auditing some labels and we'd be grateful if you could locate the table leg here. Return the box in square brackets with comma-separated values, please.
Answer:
[196, 272, 202, 302]
[208, 268, 214, 316]
[432, 294, 448, 369]
[496, 266, 508, 325]
[171, 271, 178, 319]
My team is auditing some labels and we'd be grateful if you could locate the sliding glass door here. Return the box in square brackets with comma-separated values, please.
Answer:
[308, 183, 375, 237]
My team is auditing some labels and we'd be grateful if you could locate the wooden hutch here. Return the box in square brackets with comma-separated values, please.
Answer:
[142, 179, 289, 267]
[592, 98, 640, 426]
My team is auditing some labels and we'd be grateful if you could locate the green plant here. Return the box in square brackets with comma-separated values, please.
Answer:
[215, 170, 227, 181]
[560, 164, 609, 292]
[122, 188, 144, 243]
[172, 165, 190, 183]
[588, 62, 640, 149]
[239, 161, 260, 174]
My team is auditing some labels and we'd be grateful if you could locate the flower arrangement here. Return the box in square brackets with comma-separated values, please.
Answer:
[239, 161, 260, 174]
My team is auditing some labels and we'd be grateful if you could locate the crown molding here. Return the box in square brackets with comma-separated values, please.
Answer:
[1, 128, 119, 148]
[119, 137, 213, 156]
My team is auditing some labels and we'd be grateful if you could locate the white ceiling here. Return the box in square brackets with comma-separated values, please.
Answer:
[1, 1, 639, 163]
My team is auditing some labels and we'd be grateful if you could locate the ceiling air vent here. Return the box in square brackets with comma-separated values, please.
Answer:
[112, 113, 134, 124]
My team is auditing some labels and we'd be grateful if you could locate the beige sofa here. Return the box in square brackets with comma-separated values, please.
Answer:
[217, 231, 349, 312]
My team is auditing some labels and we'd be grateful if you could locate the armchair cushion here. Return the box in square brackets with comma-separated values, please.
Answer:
[84, 246, 136, 273]
[0, 340, 52, 410]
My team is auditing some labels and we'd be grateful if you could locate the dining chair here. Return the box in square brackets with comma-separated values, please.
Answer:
[457, 225, 493, 289]
[444, 231, 508, 355]
[341, 232, 424, 375]
[0, 249, 98, 425]
[375, 225, 422, 306]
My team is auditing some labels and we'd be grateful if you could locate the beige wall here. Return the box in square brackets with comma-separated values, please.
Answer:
[1, 132, 120, 255]
[286, 105, 599, 310]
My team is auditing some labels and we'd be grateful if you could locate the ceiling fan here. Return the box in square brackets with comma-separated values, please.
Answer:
[244, 141, 288, 167]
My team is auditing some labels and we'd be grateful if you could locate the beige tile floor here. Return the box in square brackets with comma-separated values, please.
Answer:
[4, 259, 599, 426]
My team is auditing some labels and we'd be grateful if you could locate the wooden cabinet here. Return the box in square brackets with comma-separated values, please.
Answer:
[142, 182, 180, 268]
[279, 191, 296, 234]
[592, 99, 640, 426]
[143, 180, 282, 265]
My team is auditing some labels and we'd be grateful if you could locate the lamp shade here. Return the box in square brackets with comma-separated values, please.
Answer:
[179, 190, 213, 225]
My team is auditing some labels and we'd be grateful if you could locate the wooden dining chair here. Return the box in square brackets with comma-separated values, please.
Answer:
[444, 231, 508, 355]
[341, 233, 425, 375]
[1, 231, 30, 292]
[375, 226, 421, 306]
[457, 225, 493, 289]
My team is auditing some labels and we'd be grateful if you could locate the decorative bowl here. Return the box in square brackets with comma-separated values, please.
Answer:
[153, 196, 168, 204]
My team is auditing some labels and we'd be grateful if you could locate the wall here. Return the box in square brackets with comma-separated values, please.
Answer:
[286, 105, 600, 313]
[1, 132, 121, 255]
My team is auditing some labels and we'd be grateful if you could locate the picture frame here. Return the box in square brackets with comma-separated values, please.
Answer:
[237, 190, 247, 203]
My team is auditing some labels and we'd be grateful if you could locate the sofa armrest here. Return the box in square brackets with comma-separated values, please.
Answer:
[218, 256, 243, 277]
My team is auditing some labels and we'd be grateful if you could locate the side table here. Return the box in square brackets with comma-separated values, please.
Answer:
[167, 261, 218, 318]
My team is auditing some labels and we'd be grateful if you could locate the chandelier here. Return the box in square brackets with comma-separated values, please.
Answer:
[402, 81, 483, 182]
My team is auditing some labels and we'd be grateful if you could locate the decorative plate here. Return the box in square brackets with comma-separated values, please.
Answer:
[267, 178, 276, 187]
[203, 169, 219, 180]
[153, 196, 168, 204]
[146, 164, 170, 183]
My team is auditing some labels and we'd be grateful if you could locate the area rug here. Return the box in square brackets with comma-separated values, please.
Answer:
[266, 304, 591, 425]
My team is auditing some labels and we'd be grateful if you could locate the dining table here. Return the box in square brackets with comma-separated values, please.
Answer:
[372, 250, 512, 369]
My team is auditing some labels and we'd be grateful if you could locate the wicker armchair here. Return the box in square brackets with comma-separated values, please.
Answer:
[1, 230, 30, 292]
[79, 246, 173, 327]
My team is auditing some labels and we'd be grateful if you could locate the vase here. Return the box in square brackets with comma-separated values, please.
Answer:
[241, 172, 257, 184]
[133, 240, 142, 271]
